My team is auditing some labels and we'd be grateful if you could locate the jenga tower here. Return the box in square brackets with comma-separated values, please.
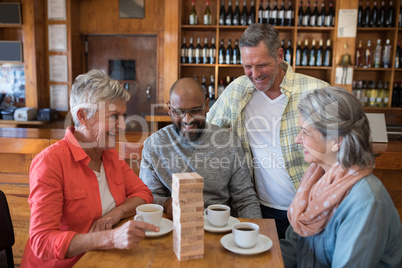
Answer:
[172, 172, 204, 261]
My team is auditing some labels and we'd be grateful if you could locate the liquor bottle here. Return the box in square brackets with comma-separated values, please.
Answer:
[181, 37, 188, 64]
[233, 39, 241, 65]
[356, 40, 364, 67]
[365, 40, 373, 67]
[189, 0, 197, 25]
[218, 39, 225, 64]
[264, 1, 271, 25]
[202, 37, 209, 64]
[285, 40, 293, 65]
[240, 0, 248, 26]
[204, 0, 212, 25]
[286, 1, 294, 26]
[382, 39, 391, 68]
[302, 39, 309, 66]
[298, 1, 303, 26]
[219, 0, 226, 25]
[368, 80, 377, 107]
[375, 80, 383, 107]
[188, 37, 195, 64]
[248, 0, 256, 25]
[278, 0, 285, 26]
[295, 40, 302, 66]
[374, 39, 382, 67]
[226, 0, 233, 25]
[324, 39, 332, 66]
[233, 0, 241, 25]
[382, 81, 390, 107]
[325, 1, 334, 27]
[316, 39, 324, 66]
[258, 2, 265, 23]
[357, 1, 363, 27]
[317, 2, 326, 27]
[201, 75, 208, 97]
[378, 0, 385, 27]
[208, 75, 215, 101]
[309, 39, 317, 66]
[362, 80, 369, 106]
[271, 1, 278, 26]
[218, 80, 225, 98]
[310, 1, 318, 27]
[363, 0, 371, 27]
[226, 39, 233, 64]
[195, 37, 202, 64]
[396, 40, 401, 68]
[370, 1, 378, 27]
[386, 0, 394, 27]
[302, 1, 310, 26]
[209, 37, 216, 64]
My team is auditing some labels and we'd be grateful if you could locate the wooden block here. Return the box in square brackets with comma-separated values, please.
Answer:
[172, 201, 204, 213]
[172, 172, 204, 184]
[173, 225, 204, 236]
[178, 254, 204, 261]
[173, 232, 204, 244]
[173, 210, 204, 223]
[172, 182, 204, 191]
[173, 195, 203, 205]
[171, 191, 203, 202]
[171, 187, 203, 195]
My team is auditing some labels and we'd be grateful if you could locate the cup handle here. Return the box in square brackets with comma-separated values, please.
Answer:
[134, 214, 143, 222]
[204, 209, 208, 216]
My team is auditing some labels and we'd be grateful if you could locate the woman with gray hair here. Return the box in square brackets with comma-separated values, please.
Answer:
[22, 70, 158, 267]
[280, 87, 402, 267]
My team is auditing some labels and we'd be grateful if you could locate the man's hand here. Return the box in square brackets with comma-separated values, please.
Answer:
[89, 208, 123, 232]
[164, 198, 173, 219]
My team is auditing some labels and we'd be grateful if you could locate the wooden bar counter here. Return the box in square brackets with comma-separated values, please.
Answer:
[1, 127, 401, 266]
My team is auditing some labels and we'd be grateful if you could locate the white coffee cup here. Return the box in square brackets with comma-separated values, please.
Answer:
[232, 222, 260, 248]
[133, 204, 163, 227]
[204, 204, 230, 227]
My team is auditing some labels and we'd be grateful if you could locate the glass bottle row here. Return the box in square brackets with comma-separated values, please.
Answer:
[355, 39, 392, 68]
[353, 80, 390, 107]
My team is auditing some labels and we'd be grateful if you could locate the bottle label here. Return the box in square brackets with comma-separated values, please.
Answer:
[278, 10, 284, 20]
[209, 48, 216, 57]
[219, 55, 224, 64]
[219, 16, 224, 25]
[286, 10, 292, 19]
[195, 50, 200, 58]
[203, 48, 209, 58]
[226, 54, 231, 64]
[271, 10, 277, 20]
[226, 16, 232, 25]
[302, 16, 309, 26]
[188, 48, 193, 58]
[233, 18, 239, 25]
[264, 10, 269, 20]
[233, 54, 237, 64]
[181, 48, 187, 57]
[204, 14, 211, 25]
[325, 15, 331, 26]
[190, 15, 197, 25]
[310, 15, 316, 26]
[317, 16, 323, 26]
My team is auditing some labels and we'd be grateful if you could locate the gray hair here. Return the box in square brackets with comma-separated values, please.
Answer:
[298, 87, 376, 168]
[70, 69, 130, 127]
[239, 23, 281, 60]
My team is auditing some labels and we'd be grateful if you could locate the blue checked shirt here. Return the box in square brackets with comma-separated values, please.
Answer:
[207, 61, 329, 190]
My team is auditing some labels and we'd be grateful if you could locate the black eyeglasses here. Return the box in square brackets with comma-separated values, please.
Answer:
[169, 101, 206, 118]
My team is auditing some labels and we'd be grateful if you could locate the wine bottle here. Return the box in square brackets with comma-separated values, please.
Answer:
[181, 37, 188, 64]
[271, 1, 278, 26]
[265, 1, 271, 25]
[195, 37, 202, 64]
[240, 0, 248, 26]
[325, 1, 334, 27]
[278, 0, 285, 26]
[316, 39, 324, 66]
[286, 1, 294, 26]
[219, 0, 226, 25]
[201, 75, 208, 98]
[209, 37, 216, 64]
[324, 39, 332, 66]
[396, 40, 401, 68]
[317, 2, 325, 27]
[188, 37, 195, 64]
[356, 40, 364, 67]
[233, 39, 241, 65]
[218, 80, 225, 98]
[258, 1, 265, 23]
[357, 1, 363, 27]
[302, 39, 309, 66]
[233, 0, 241, 25]
[363, 0, 371, 27]
[382, 81, 390, 107]
[204, 0, 212, 25]
[302, 1, 311, 27]
[219, 39, 225, 64]
[226, 39, 233, 64]
[298, 1, 304, 27]
[189, 0, 197, 25]
[226, 0, 233, 25]
[367, 81, 376, 107]
[386, 0, 394, 27]
[285, 40, 293, 65]
[378, 0, 385, 27]
[382, 39, 391, 68]
[203, 37, 210, 64]
[208, 75, 215, 101]
[248, 0, 256, 25]
[374, 39, 382, 68]
[371, 1, 378, 27]
[365, 40, 372, 67]
[310, 1, 318, 27]
[309, 39, 317, 66]
[295, 40, 302, 66]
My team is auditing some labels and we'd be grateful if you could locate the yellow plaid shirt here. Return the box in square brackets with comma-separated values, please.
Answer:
[207, 62, 329, 190]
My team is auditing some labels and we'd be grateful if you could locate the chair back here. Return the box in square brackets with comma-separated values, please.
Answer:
[0, 190, 15, 268]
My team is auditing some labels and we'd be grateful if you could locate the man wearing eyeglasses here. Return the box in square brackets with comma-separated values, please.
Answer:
[140, 77, 262, 219]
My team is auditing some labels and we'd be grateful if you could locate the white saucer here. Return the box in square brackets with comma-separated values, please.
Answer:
[204, 216, 240, 233]
[145, 218, 173, 237]
[220, 233, 273, 255]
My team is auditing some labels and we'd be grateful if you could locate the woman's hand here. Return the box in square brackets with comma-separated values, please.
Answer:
[89, 208, 123, 232]
[109, 220, 159, 250]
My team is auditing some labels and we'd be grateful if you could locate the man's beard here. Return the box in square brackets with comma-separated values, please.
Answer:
[173, 119, 206, 142]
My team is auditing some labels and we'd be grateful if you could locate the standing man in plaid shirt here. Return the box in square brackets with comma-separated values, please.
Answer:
[207, 23, 329, 239]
